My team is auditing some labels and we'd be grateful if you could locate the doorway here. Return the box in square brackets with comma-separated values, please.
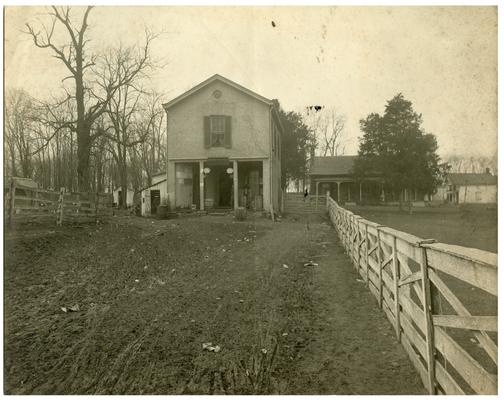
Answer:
[150, 190, 160, 215]
[204, 160, 233, 209]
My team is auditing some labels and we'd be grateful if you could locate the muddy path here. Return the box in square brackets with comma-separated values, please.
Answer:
[4, 214, 425, 394]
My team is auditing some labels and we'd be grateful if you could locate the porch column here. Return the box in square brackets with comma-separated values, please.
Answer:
[199, 160, 204, 211]
[233, 160, 238, 210]
[315, 181, 320, 210]
[359, 182, 362, 202]
[347, 183, 351, 201]
[337, 182, 341, 203]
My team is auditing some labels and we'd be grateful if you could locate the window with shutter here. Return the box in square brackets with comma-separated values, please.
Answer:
[206, 115, 231, 148]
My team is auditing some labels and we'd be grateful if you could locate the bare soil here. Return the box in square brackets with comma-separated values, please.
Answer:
[4, 214, 425, 394]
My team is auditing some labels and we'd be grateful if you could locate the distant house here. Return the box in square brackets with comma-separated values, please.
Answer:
[140, 171, 167, 216]
[308, 155, 429, 204]
[308, 155, 386, 204]
[162, 74, 283, 214]
[434, 172, 497, 204]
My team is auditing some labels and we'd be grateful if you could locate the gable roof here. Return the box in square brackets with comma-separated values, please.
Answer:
[162, 74, 273, 110]
[309, 156, 358, 176]
[447, 173, 497, 186]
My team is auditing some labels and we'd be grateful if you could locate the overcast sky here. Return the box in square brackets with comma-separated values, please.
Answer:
[5, 6, 497, 159]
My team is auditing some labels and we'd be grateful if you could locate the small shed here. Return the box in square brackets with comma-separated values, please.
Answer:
[140, 173, 168, 216]
[112, 188, 135, 208]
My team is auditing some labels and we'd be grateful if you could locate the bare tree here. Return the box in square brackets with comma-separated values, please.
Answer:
[304, 107, 345, 157]
[25, 6, 157, 191]
[4, 88, 39, 178]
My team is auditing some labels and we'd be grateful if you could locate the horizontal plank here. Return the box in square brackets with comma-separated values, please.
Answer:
[379, 225, 425, 246]
[382, 270, 394, 293]
[400, 310, 427, 361]
[383, 300, 396, 326]
[11, 214, 56, 220]
[429, 270, 498, 364]
[382, 290, 395, 312]
[425, 246, 497, 296]
[400, 333, 430, 391]
[433, 315, 497, 332]
[13, 196, 57, 203]
[368, 257, 380, 273]
[399, 293, 426, 335]
[435, 360, 465, 395]
[369, 283, 380, 303]
[14, 206, 56, 212]
[434, 326, 497, 394]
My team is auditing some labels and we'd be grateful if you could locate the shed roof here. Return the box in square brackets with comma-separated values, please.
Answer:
[139, 178, 167, 193]
[447, 173, 497, 186]
[309, 156, 358, 176]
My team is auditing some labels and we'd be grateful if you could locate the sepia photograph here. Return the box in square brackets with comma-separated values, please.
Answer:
[3, 3, 498, 395]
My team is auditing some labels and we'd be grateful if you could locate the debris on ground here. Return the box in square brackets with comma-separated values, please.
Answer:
[282, 332, 288, 337]
[202, 342, 221, 353]
[303, 261, 319, 267]
[356, 278, 365, 283]
[261, 348, 268, 354]
[282, 264, 289, 269]
[61, 304, 80, 313]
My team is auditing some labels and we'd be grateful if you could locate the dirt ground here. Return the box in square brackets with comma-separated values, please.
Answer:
[4, 213, 425, 394]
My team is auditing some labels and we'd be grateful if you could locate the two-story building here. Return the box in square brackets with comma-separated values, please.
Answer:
[157, 74, 282, 215]
[433, 171, 498, 204]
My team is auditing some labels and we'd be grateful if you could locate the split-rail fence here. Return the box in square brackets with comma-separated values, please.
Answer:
[326, 194, 497, 395]
[5, 179, 113, 228]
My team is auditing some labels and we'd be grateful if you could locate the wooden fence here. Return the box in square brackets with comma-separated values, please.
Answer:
[326, 194, 497, 395]
[4, 180, 113, 228]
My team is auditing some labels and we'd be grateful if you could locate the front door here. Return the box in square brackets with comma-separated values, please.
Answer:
[218, 167, 232, 207]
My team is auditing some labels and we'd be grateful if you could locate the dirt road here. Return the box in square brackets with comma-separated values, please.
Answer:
[4, 214, 425, 394]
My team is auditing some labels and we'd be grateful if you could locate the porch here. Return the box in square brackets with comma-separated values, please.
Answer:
[173, 159, 267, 211]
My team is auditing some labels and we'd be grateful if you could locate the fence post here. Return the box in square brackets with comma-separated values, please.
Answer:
[392, 235, 401, 341]
[419, 244, 436, 395]
[364, 224, 369, 285]
[57, 187, 64, 226]
[8, 178, 15, 230]
[377, 229, 384, 309]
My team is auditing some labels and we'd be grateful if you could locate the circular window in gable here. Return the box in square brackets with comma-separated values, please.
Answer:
[213, 89, 222, 99]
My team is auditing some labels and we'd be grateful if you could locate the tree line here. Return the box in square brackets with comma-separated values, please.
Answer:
[5, 6, 166, 208]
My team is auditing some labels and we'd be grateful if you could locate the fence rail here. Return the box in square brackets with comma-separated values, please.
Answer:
[4, 180, 113, 228]
[326, 193, 497, 395]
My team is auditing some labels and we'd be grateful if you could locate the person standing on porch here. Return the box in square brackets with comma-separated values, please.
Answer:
[304, 188, 309, 202]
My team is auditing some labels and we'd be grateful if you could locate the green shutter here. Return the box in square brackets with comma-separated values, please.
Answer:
[204, 116, 211, 148]
[224, 116, 232, 148]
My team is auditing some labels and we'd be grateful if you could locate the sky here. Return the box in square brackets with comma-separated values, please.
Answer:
[4, 6, 498, 159]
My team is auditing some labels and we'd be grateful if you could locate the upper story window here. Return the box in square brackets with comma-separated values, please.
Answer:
[204, 115, 232, 149]
[210, 116, 226, 147]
